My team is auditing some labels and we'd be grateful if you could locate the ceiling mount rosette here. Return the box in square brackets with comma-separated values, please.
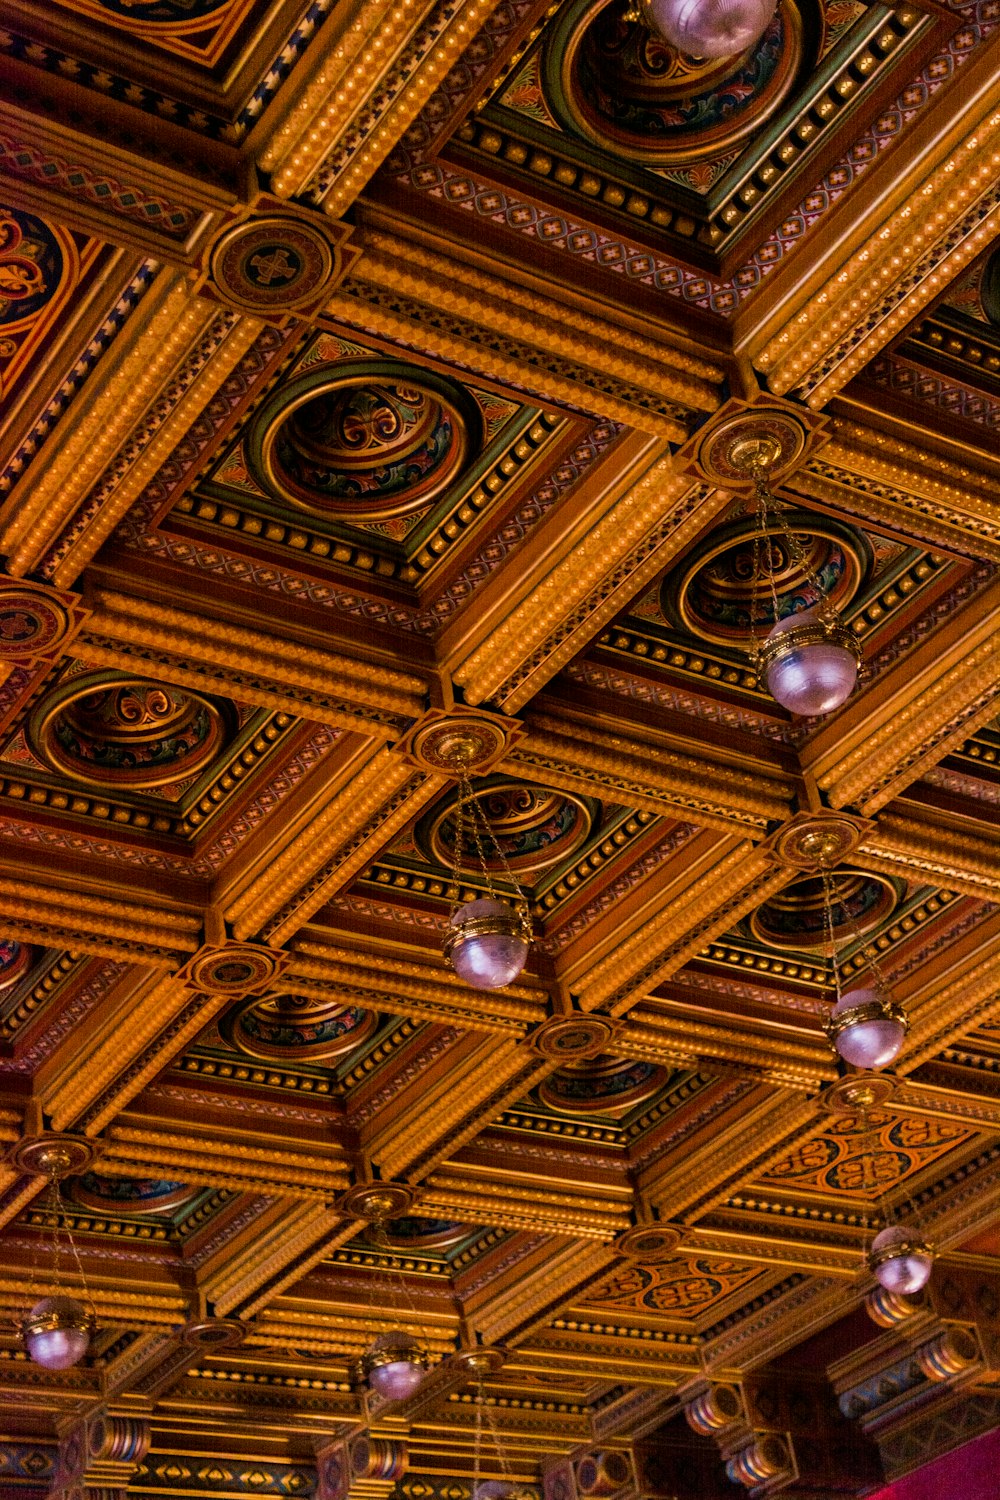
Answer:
[248, 360, 482, 523]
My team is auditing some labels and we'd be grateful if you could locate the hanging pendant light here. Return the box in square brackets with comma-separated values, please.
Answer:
[12, 1135, 96, 1370]
[868, 1226, 934, 1294]
[362, 1327, 430, 1401]
[813, 863, 908, 1073]
[23, 1294, 91, 1371]
[841, 1079, 935, 1300]
[827, 986, 908, 1071]
[352, 1188, 432, 1402]
[456, 1343, 528, 1500]
[640, 0, 778, 60]
[439, 744, 531, 992]
[726, 434, 862, 717]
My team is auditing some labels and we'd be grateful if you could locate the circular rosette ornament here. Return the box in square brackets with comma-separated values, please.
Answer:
[362, 1329, 430, 1401]
[443, 898, 531, 991]
[22, 1294, 91, 1371]
[826, 987, 908, 1071]
[868, 1226, 934, 1294]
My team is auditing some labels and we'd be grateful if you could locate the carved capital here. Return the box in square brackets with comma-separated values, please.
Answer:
[53, 1412, 150, 1497]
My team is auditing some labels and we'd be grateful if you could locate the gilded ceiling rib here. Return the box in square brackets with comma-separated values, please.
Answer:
[576, 847, 790, 1014]
[859, 814, 1000, 899]
[98, 1126, 351, 1198]
[896, 942, 1000, 1073]
[1, 276, 235, 578]
[84, 590, 426, 719]
[619, 1012, 831, 1088]
[207, 1203, 352, 1318]
[352, 233, 725, 411]
[804, 584, 1000, 812]
[453, 471, 728, 708]
[325, 287, 690, 439]
[758, 91, 1000, 403]
[284, 955, 544, 1031]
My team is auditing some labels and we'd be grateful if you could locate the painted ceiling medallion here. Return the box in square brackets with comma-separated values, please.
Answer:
[550, 0, 805, 166]
[251, 362, 480, 522]
[0, 938, 33, 995]
[748, 870, 897, 951]
[210, 216, 335, 315]
[422, 780, 594, 877]
[31, 674, 230, 789]
[382, 1217, 471, 1251]
[538, 1055, 666, 1116]
[672, 515, 866, 646]
[68, 1172, 195, 1217]
[221, 993, 378, 1063]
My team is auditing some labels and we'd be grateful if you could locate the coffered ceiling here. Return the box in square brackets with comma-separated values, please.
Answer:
[0, 0, 998, 1496]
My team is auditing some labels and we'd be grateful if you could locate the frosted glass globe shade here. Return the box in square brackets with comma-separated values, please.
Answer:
[870, 1226, 933, 1294]
[644, 0, 777, 57]
[763, 608, 859, 716]
[444, 898, 528, 990]
[829, 987, 906, 1071]
[23, 1295, 90, 1370]
[368, 1357, 427, 1400]
[364, 1331, 428, 1400]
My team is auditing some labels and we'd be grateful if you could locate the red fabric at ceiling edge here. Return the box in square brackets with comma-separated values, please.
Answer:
[867, 1422, 1000, 1500]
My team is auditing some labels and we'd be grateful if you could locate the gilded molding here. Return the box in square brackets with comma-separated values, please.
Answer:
[861, 813, 1000, 899]
[645, 1092, 819, 1224]
[256, 771, 445, 947]
[374, 1044, 550, 1181]
[419, 1176, 629, 1237]
[472, 1242, 617, 1347]
[50, 314, 264, 590]
[620, 1014, 831, 1089]
[284, 958, 542, 1033]
[575, 848, 791, 1015]
[2, 275, 220, 577]
[355, 232, 723, 411]
[265, 0, 505, 210]
[43, 971, 194, 1133]
[510, 718, 793, 828]
[225, 761, 440, 944]
[758, 97, 1000, 403]
[453, 471, 729, 710]
[100, 1126, 351, 1196]
[325, 286, 688, 438]
[806, 590, 1000, 814]
[0, 878, 199, 962]
[207, 1205, 352, 1318]
[84, 589, 426, 719]
[897, 948, 1000, 1074]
